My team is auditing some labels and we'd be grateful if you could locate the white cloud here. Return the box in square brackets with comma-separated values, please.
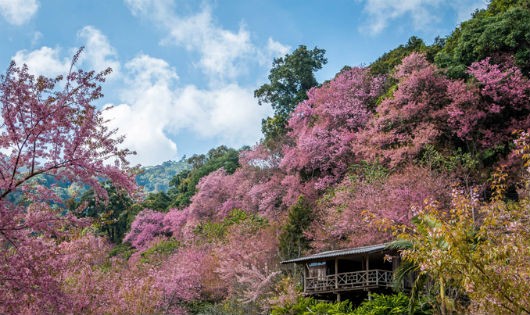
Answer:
[0, 0, 39, 26]
[104, 102, 178, 166]
[171, 84, 270, 143]
[266, 38, 290, 58]
[103, 54, 272, 166]
[124, 0, 287, 83]
[13, 26, 121, 78]
[11, 8, 280, 166]
[77, 26, 121, 77]
[13, 47, 70, 77]
[114, 1, 282, 165]
[360, 0, 487, 35]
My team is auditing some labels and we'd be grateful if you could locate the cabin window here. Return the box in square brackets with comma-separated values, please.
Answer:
[307, 262, 327, 280]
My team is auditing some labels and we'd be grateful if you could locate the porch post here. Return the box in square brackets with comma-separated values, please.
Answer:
[334, 258, 338, 290]
[304, 264, 308, 294]
[365, 255, 370, 289]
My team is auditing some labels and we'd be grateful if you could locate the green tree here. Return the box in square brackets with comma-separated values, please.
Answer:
[141, 191, 172, 211]
[370, 36, 428, 76]
[279, 196, 313, 261]
[435, 3, 530, 77]
[487, 0, 530, 15]
[255, 45, 327, 146]
[75, 183, 133, 243]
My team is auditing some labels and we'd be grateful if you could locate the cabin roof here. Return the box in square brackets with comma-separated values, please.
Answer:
[281, 243, 391, 264]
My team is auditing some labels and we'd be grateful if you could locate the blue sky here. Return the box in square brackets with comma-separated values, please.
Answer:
[0, 0, 487, 166]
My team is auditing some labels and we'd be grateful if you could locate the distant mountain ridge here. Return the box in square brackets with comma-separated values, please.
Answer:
[136, 160, 190, 193]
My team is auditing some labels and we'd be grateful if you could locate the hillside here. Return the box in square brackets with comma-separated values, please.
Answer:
[2, 1, 530, 314]
[135, 159, 190, 193]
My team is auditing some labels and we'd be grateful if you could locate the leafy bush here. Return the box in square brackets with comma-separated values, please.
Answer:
[351, 293, 430, 315]
[108, 243, 135, 260]
[271, 297, 353, 315]
[140, 239, 179, 263]
[271, 294, 430, 315]
[193, 209, 268, 242]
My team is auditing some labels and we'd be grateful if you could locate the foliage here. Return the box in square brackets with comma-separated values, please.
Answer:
[123, 209, 166, 250]
[395, 166, 530, 314]
[370, 36, 428, 76]
[357, 53, 452, 167]
[279, 196, 313, 260]
[487, 0, 530, 15]
[255, 45, 327, 146]
[141, 191, 173, 211]
[359, 52, 530, 172]
[194, 208, 267, 243]
[435, 3, 530, 77]
[447, 56, 530, 152]
[351, 293, 428, 315]
[108, 242, 135, 260]
[215, 223, 281, 311]
[310, 165, 451, 250]
[152, 247, 208, 313]
[140, 238, 179, 264]
[74, 183, 134, 243]
[272, 293, 427, 315]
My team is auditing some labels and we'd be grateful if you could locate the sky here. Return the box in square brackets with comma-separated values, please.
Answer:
[0, 0, 487, 166]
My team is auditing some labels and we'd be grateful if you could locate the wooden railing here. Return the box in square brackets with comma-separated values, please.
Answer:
[304, 269, 393, 294]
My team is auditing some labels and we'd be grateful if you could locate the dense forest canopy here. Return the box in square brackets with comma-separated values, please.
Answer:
[2, 0, 530, 314]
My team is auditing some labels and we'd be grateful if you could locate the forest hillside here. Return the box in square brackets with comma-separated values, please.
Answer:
[1, 1, 530, 314]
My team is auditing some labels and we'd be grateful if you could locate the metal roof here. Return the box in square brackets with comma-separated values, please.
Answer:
[281, 243, 391, 264]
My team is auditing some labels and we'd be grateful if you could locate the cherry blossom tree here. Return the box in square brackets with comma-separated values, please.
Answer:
[123, 209, 166, 249]
[0, 49, 136, 312]
[154, 247, 208, 313]
[447, 56, 530, 151]
[356, 53, 452, 167]
[215, 224, 281, 313]
[281, 67, 384, 189]
[309, 165, 452, 251]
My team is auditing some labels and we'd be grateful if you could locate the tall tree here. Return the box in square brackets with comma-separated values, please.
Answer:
[279, 196, 312, 260]
[75, 183, 133, 243]
[280, 66, 384, 189]
[0, 48, 135, 313]
[255, 45, 327, 146]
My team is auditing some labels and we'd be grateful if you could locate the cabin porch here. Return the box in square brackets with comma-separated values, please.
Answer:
[281, 243, 399, 301]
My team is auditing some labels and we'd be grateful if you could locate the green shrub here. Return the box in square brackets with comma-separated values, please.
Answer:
[193, 209, 267, 243]
[140, 238, 179, 263]
[108, 242, 135, 260]
[271, 297, 353, 315]
[271, 293, 431, 315]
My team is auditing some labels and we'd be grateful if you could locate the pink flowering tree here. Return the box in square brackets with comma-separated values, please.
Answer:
[357, 53, 451, 167]
[281, 67, 384, 189]
[309, 165, 452, 251]
[215, 224, 281, 312]
[124, 209, 166, 250]
[153, 247, 210, 313]
[0, 49, 136, 312]
[447, 57, 530, 152]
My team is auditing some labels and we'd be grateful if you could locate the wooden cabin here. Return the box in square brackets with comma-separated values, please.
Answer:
[281, 243, 400, 301]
